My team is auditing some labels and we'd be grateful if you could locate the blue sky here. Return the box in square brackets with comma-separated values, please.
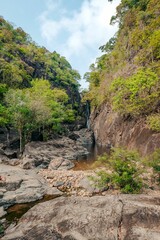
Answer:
[0, 0, 120, 89]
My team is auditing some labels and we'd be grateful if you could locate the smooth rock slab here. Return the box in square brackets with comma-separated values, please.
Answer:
[0, 164, 62, 209]
[2, 195, 160, 240]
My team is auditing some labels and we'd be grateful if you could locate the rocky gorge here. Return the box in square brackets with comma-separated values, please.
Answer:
[0, 0, 160, 237]
[0, 126, 160, 239]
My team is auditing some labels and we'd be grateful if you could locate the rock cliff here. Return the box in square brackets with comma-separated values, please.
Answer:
[90, 103, 160, 156]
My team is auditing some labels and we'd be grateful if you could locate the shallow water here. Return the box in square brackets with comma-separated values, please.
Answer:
[2, 143, 108, 231]
[5, 195, 61, 224]
[74, 143, 110, 171]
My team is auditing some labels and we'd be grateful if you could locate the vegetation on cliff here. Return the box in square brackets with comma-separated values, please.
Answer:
[91, 147, 160, 193]
[92, 148, 143, 193]
[0, 17, 81, 151]
[84, 0, 160, 131]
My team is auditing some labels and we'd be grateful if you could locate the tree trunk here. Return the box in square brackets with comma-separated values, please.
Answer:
[6, 126, 10, 146]
[19, 129, 22, 153]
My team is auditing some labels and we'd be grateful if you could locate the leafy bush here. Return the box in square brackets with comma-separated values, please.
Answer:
[0, 224, 4, 234]
[110, 69, 160, 116]
[93, 148, 143, 193]
[147, 114, 160, 132]
[148, 149, 160, 183]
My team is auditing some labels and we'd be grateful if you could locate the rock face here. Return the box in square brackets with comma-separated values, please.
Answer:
[2, 195, 160, 240]
[0, 164, 62, 209]
[90, 104, 160, 156]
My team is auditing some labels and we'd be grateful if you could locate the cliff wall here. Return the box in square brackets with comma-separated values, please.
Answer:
[90, 104, 160, 156]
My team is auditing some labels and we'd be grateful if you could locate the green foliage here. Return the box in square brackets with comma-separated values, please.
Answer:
[85, 0, 160, 118]
[99, 37, 117, 53]
[0, 17, 80, 106]
[110, 69, 160, 116]
[147, 149, 160, 183]
[93, 148, 143, 193]
[0, 223, 4, 234]
[0, 104, 10, 126]
[5, 88, 33, 152]
[147, 114, 160, 132]
[5, 79, 73, 151]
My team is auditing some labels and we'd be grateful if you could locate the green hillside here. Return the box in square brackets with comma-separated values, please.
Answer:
[0, 17, 81, 151]
[85, 0, 160, 131]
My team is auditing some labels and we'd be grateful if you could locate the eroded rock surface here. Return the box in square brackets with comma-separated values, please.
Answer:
[0, 164, 62, 209]
[22, 136, 89, 169]
[90, 104, 160, 156]
[2, 195, 160, 240]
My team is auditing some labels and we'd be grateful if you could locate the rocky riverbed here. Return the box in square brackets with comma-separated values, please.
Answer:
[0, 129, 94, 207]
[0, 128, 160, 239]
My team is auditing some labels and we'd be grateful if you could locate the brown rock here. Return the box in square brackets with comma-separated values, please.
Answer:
[90, 104, 160, 156]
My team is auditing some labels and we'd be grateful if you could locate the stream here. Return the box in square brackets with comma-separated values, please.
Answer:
[74, 143, 110, 170]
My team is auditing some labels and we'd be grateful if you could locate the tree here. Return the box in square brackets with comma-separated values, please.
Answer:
[5, 79, 75, 152]
[5, 89, 33, 153]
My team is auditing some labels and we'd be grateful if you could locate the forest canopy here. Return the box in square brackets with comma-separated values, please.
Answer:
[0, 16, 81, 151]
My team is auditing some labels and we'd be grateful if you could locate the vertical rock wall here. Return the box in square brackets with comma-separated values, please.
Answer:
[90, 103, 160, 155]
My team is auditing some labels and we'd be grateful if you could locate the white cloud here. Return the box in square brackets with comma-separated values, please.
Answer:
[39, 0, 120, 87]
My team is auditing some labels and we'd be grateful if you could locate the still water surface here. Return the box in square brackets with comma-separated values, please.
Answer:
[74, 143, 109, 170]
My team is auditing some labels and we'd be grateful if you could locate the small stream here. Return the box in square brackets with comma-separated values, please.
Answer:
[6, 195, 61, 224]
[74, 143, 110, 170]
[0, 194, 62, 236]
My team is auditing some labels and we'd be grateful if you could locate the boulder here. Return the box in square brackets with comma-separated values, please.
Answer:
[21, 136, 88, 169]
[2, 195, 160, 240]
[0, 164, 62, 209]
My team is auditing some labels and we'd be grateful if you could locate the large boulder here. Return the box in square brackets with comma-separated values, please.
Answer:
[0, 164, 62, 209]
[2, 195, 160, 240]
[22, 137, 88, 169]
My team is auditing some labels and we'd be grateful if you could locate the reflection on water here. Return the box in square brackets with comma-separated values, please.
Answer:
[74, 144, 110, 171]
[6, 195, 61, 224]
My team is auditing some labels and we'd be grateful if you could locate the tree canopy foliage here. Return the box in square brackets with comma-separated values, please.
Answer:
[0, 16, 80, 103]
[0, 17, 81, 151]
[5, 79, 72, 152]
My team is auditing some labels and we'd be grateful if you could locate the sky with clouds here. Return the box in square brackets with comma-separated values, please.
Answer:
[0, 0, 120, 88]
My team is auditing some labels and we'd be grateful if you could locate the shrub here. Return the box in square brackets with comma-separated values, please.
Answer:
[147, 114, 160, 132]
[110, 69, 160, 116]
[93, 148, 143, 193]
[148, 149, 160, 183]
[0, 224, 4, 235]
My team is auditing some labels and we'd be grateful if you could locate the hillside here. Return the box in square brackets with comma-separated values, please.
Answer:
[85, 0, 160, 155]
[0, 17, 81, 103]
[0, 17, 82, 151]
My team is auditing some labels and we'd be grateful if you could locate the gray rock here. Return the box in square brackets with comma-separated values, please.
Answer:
[2, 195, 160, 240]
[21, 135, 89, 170]
[0, 207, 6, 218]
[48, 158, 64, 170]
[0, 164, 62, 209]
[58, 160, 75, 170]
[53, 181, 65, 187]
[78, 177, 95, 193]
